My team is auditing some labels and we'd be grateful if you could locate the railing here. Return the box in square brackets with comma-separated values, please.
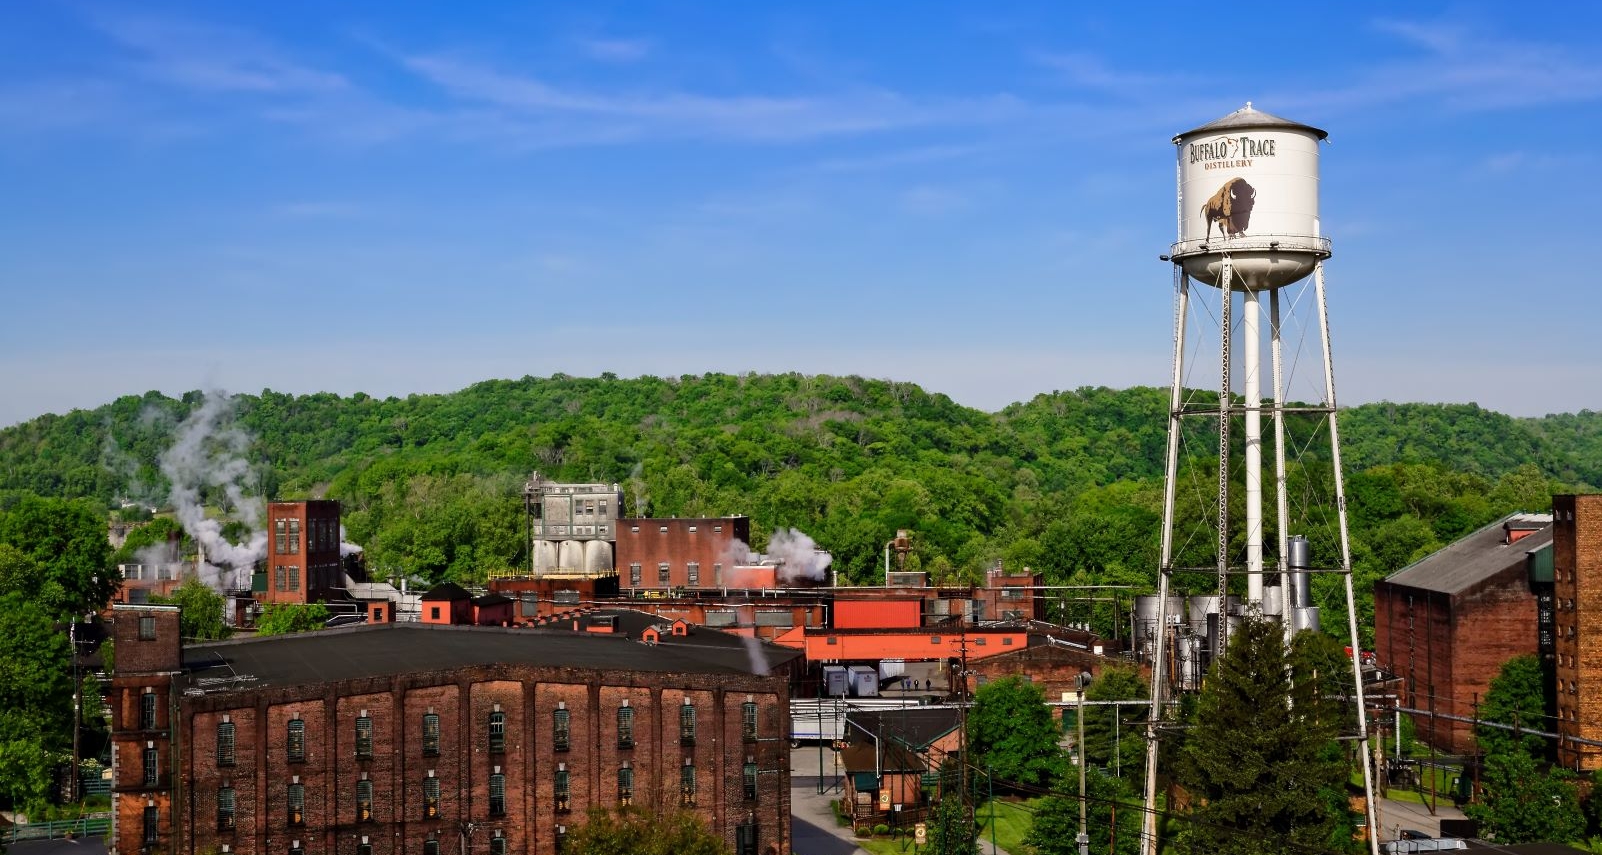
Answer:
[1169, 233, 1332, 258]
[4, 816, 112, 843]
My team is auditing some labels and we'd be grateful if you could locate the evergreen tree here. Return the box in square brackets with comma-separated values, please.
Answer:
[1175, 618, 1351, 855]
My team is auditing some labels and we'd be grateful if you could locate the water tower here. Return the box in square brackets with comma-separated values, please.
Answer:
[1136, 104, 1379, 855]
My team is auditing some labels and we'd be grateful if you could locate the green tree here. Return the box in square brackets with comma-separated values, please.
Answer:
[928, 793, 981, 855]
[0, 593, 73, 813]
[1175, 619, 1350, 855]
[1465, 751, 1584, 845]
[1477, 654, 1549, 759]
[1024, 769, 1140, 855]
[1082, 666, 1148, 778]
[0, 543, 42, 599]
[561, 806, 726, 855]
[966, 675, 1069, 791]
[151, 578, 232, 641]
[110, 517, 186, 567]
[255, 603, 330, 636]
[0, 495, 115, 616]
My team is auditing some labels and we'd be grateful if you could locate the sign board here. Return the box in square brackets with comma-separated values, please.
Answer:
[915, 823, 927, 845]
[879, 789, 891, 809]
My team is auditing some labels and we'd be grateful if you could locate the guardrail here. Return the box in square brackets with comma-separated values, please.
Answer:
[4, 816, 112, 843]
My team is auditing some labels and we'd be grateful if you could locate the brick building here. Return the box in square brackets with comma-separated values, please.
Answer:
[1372, 512, 1553, 754]
[261, 501, 343, 605]
[616, 517, 751, 591]
[1554, 494, 1602, 770]
[108, 605, 790, 855]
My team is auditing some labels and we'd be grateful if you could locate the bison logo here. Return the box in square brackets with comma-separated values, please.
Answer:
[1201, 177, 1256, 241]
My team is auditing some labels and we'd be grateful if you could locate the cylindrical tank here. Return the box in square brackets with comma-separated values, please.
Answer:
[533, 540, 560, 574]
[1288, 535, 1312, 608]
[1133, 596, 1183, 657]
[1172, 104, 1330, 291]
[1262, 583, 1283, 617]
[1291, 606, 1321, 634]
[1187, 595, 1222, 633]
[584, 540, 613, 575]
[558, 540, 585, 572]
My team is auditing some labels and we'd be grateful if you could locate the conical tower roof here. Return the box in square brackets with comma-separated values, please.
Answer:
[1173, 102, 1327, 143]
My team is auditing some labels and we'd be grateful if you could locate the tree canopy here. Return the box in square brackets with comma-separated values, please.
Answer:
[0, 375, 1591, 638]
[151, 578, 232, 641]
[1475, 654, 1549, 759]
[0, 593, 74, 813]
[0, 495, 115, 617]
[966, 675, 1068, 791]
[1081, 665, 1147, 778]
[560, 806, 726, 855]
[255, 602, 330, 636]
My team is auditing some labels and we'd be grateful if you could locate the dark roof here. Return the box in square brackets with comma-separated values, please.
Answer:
[178, 623, 780, 695]
[1383, 513, 1553, 596]
[1174, 103, 1328, 142]
[839, 741, 924, 774]
[472, 594, 513, 607]
[420, 582, 472, 602]
[846, 707, 962, 751]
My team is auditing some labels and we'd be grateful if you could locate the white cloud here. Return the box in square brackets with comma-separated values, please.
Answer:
[578, 37, 653, 63]
[87, 12, 348, 95]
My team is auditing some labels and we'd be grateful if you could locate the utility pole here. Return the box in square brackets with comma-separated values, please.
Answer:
[69, 617, 81, 803]
[1078, 685, 1088, 848]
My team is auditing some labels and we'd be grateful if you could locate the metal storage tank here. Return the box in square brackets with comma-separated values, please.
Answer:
[533, 540, 560, 574]
[1172, 103, 1329, 292]
[584, 539, 613, 574]
[1262, 583, 1284, 617]
[558, 540, 585, 573]
[1132, 595, 1183, 657]
[1290, 606, 1321, 634]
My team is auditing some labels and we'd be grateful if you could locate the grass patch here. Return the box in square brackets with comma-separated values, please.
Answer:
[977, 797, 1042, 853]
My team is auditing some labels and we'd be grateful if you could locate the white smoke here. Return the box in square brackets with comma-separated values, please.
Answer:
[740, 634, 770, 676]
[339, 525, 364, 557]
[727, 527, 833, 585]
[158, 391, 267, 592]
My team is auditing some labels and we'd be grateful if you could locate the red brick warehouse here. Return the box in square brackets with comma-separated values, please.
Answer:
[108, 605, 791, 855]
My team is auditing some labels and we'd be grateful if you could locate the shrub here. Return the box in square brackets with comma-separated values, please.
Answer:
[872, 823, 890, 836]
[856, 826, 872, 837]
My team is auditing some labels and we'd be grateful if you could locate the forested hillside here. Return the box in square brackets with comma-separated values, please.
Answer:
[0, 374, 1595, 642]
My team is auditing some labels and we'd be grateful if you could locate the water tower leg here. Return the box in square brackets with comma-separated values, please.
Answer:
[1314, 261, 1382, 855]
[1244, 286, 1264, 604]
[1141, 269, 1190, 855]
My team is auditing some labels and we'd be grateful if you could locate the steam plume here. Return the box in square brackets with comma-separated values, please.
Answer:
[727, 527, 833, 585]
[158, 391, 267, 591]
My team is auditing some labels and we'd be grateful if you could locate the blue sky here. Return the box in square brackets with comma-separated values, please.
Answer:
[3, 1, 1600, 427]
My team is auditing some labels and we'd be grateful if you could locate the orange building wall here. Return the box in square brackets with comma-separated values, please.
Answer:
[834, 599, 921, 629]
[796, 630, 1027, 663]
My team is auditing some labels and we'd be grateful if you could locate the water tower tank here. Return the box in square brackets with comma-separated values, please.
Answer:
[1172, 103, 1329, 290]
